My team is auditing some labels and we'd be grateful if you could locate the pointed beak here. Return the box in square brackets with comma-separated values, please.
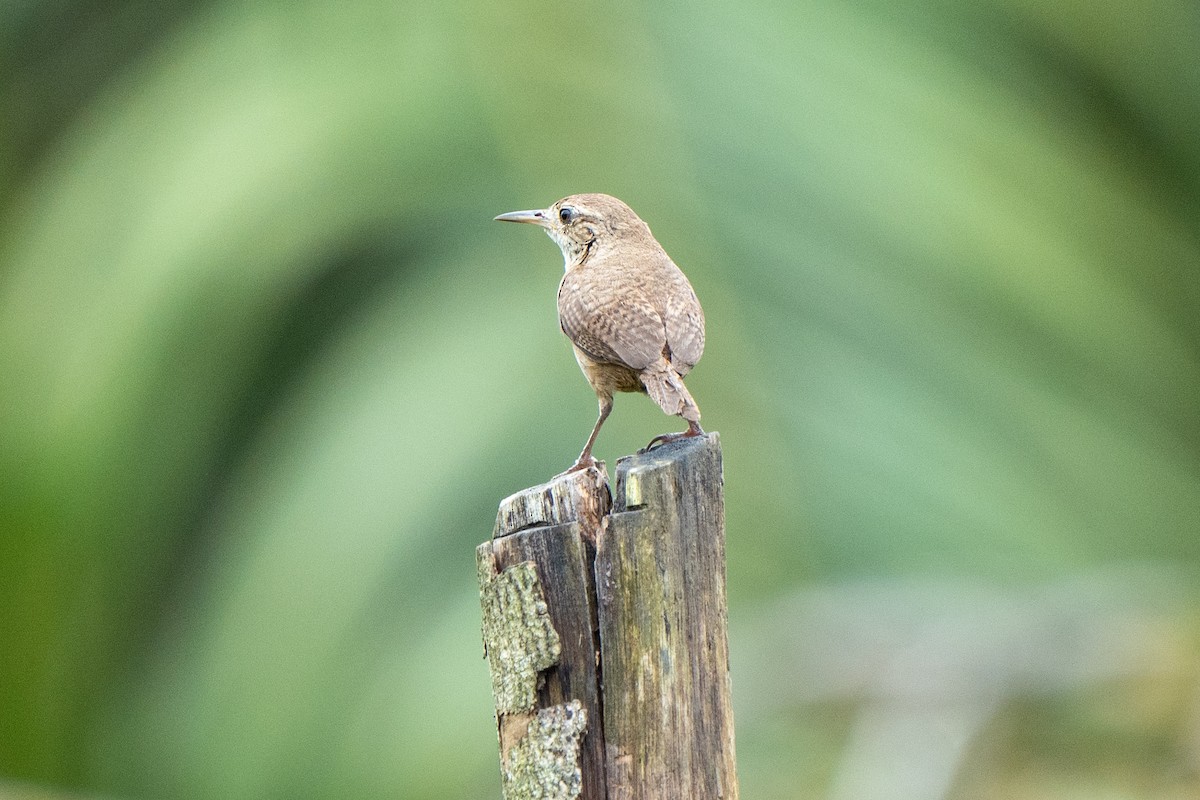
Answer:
[494, 208, 550, 225]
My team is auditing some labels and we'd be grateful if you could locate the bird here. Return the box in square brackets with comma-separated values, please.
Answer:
[495, 193, 705, 472]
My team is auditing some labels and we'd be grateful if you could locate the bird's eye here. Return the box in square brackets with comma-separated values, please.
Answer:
[559, 207, 576, 224]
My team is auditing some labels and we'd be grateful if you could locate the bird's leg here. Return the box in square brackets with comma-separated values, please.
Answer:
[639, 419, 704, 454]
[564, 394, 613, 473]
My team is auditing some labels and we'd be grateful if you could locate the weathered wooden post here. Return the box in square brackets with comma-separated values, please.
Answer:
[476, 433, 737, 799]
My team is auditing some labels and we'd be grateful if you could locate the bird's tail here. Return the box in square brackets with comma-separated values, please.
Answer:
[642, 359, 701, 423]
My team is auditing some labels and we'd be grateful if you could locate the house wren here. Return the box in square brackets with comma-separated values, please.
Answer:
[495, 193, 705, 472]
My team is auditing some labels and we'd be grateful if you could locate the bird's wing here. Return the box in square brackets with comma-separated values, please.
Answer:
[558, 278, 664, 371]
[664, 280, 705, 373]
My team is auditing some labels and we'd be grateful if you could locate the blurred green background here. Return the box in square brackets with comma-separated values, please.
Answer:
[2, 1, 1198, 798]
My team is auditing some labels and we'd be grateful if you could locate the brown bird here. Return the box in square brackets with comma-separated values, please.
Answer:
[495, 193, 705, 472]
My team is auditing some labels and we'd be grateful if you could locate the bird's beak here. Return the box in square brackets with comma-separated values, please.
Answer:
[494, 209, 550, 226]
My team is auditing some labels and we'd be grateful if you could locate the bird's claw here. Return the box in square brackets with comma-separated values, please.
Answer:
[639, 423, 704, 454]
[560, 455, 600, 476]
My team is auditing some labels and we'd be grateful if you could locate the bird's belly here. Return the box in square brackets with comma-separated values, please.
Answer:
[572, 347, 645, 395]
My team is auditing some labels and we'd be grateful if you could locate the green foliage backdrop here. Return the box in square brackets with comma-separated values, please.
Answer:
[2, 1, 1198, 798]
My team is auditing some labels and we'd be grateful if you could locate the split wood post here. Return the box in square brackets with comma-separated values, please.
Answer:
[476, 433, 738, 800]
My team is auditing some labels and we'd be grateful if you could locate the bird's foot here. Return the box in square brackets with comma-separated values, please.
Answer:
[639, 421, 704, 454]
[559, 454, 600, 476]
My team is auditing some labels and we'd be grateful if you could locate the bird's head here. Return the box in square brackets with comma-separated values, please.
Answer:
[494, 193, 651, 268]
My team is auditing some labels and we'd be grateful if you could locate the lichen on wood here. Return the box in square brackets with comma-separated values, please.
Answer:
[478, 546, 563, 713]
[501, 700, 588, 800]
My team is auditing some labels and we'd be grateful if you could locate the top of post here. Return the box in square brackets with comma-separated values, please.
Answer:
[494, 463, 612, 539]
[612, 433, 722, 513]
